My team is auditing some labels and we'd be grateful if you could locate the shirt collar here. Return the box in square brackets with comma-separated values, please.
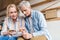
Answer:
[8, 17, 19, 23]
[31, 9, 34, 18]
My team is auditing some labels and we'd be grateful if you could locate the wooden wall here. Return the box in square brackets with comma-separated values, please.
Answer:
[0, 0, 21, 11]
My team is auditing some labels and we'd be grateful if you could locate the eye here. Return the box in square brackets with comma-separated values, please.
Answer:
[14, 11, 17, 13]
[24, 10, 26, 11]
[10, 12, 13, 14]
[22, 10, 26, 13]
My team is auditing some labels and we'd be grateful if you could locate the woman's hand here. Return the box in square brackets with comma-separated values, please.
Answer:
[8, 30, 16, 35]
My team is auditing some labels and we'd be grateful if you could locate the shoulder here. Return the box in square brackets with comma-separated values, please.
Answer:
[3, 17, 12, 25]
[4, 17, 9, 22]
[32, 10, 42, 13]
[32, 10, 43, 17]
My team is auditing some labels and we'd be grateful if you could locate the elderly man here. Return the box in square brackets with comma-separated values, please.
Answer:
[18, 1, 51, 40]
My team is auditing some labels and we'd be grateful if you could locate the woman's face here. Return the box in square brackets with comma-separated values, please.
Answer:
[8, 7, 18, 20]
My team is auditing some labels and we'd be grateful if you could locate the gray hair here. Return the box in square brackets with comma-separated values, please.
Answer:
[18, 1, 30, 8]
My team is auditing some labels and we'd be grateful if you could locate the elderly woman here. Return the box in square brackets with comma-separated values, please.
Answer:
[0, 4, 25, 40]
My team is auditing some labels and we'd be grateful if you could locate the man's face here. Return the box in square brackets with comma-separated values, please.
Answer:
[8, 7, 18, 20]
[20, 5, 31, 17]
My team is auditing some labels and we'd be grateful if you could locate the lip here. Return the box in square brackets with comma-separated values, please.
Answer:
[12, 15, 15, 17]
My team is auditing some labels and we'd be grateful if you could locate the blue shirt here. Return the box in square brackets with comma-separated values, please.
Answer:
[24, 10, 51, 40]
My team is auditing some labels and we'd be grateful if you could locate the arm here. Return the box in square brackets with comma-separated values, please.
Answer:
[1, 18, 8, 35]
[32, 11, 51, 40]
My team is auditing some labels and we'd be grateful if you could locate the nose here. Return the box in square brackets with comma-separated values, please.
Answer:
[23, 11, 26, 15]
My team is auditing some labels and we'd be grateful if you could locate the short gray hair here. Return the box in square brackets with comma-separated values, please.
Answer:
[18, 1, 30, 8]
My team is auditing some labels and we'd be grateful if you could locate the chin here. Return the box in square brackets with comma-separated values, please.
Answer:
[27, 14, 31, 17]
[26, 14, 29, 16]
[26, 15, 29, 17]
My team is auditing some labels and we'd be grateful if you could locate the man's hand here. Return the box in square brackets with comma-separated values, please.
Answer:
[19, 27, 33, 39]
[22, 32, 33, 39]
[19, 27, 26, 33]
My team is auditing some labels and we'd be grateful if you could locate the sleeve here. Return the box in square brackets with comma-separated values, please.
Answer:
[32, 11, 52, 40]
[1, 18, 8, 35]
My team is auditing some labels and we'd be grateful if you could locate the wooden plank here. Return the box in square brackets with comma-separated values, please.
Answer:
[0, 0, 21, 11]
[45, 9, 57, 19]
[31, 0, 54, 8]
